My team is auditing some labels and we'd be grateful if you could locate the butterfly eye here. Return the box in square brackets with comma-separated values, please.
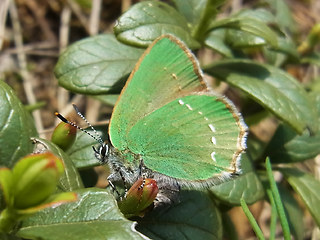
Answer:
[99, 144, 108, 163]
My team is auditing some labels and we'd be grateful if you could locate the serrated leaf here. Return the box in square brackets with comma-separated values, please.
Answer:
[18, 188, 148, 240]
[136, 190, 222, 240]
[54, 34, 144, 95]
[0, 81, 37, 168]
[204, 59, 318, 134]
[32, 138, 83, 191]
[209, 154, 264, 205]
[114, 1, 200, 49]
[280, 168, 320, 227]
[208, 17, 278, 48]
[66, 126, 108, 169]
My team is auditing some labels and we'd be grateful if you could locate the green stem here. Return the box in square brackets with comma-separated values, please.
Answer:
[266, 189, 277, 240]
[265, 158, 291, 240]
[192, 0, 219, 43]
[240, 198, 265, 240]
[0, 208, 17, 233]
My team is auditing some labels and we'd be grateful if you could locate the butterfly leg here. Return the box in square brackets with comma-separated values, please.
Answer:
[137, 158, 147, 190]
[118, 169, 130, 198]
[107, 176, 121, 197]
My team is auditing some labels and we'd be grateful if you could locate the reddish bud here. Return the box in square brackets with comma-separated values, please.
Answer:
[118, 178, 158, 217]
[51, 121, 77, 151]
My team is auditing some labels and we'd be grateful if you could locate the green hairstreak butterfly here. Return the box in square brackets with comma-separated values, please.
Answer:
[105, 34, 247, 189]
[57, 35, 247, 202]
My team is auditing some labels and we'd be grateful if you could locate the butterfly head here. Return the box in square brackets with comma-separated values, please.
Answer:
[93, 143, 109, 163]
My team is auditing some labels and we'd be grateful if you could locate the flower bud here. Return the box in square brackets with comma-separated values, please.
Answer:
[51, 121, 77, 151]
[12, 153, 64, 209]
[118, 178, 158, 217]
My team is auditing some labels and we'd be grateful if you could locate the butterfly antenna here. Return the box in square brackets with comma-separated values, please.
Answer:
[71, 104, 105, 146]
[55, 111, 104, 146]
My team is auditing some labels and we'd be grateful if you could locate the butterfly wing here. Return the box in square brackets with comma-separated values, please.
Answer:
[109, 35, 247, 185]
[109, 35, 206, 151]
[125, 93, 247, 185]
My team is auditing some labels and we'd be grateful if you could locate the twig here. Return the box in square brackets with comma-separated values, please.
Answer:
[9, 0, 44, 136]
[86, 0, 103, 123]
[57, 6, 71, 113]
[0, 0, 10, 50]
[25, 0, 57, 42]
[122, 0, 131, 13]
[89, 0, 101, 35]
[66, 0, 90, 34]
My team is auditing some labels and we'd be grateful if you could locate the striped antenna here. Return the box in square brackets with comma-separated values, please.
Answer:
[54, 112, 103, 145]
[71, 104, 105, 146]
[55, 105, 109, 163]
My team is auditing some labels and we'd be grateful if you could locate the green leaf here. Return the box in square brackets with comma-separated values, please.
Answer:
[93, 94, 119, 107]
[0, 168, 13, 207]
[136, 190, 222, 240]
[204, 59, 318, 134]
[17, 192, 78, 215]
[280, 168, 320, 227]
[54, 34, 144, 95]
[208, 17, 278, 48]
[32, 138, 83, 191]
[270, 37, 299, 61]
[204, 30, 233, 57]
[18, 188, 147, 240]
[302, 52, 320, 66]
[266, 124, 320, 163]
[170, 0, 225, 41]
[209, 154, 264, 205]
[266, 0, 296, 33]
[170, 0, 209, 27]
[266, 92, 320, 163]
[66, 126, 108, 169]
[114, 1, 200, 49]
[0, 81, 37, 167]
[225, 30, 266, 48]
[245, 131, 269, 163]
[234, 8, 276, 23]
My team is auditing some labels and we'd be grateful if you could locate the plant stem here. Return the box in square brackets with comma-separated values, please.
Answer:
[0, 208, 17, 233]
[192, 0, 221, 43]
[240, 198, 265, 240]
[265, 158, 291, 240]
[266, 189, 277, 240]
